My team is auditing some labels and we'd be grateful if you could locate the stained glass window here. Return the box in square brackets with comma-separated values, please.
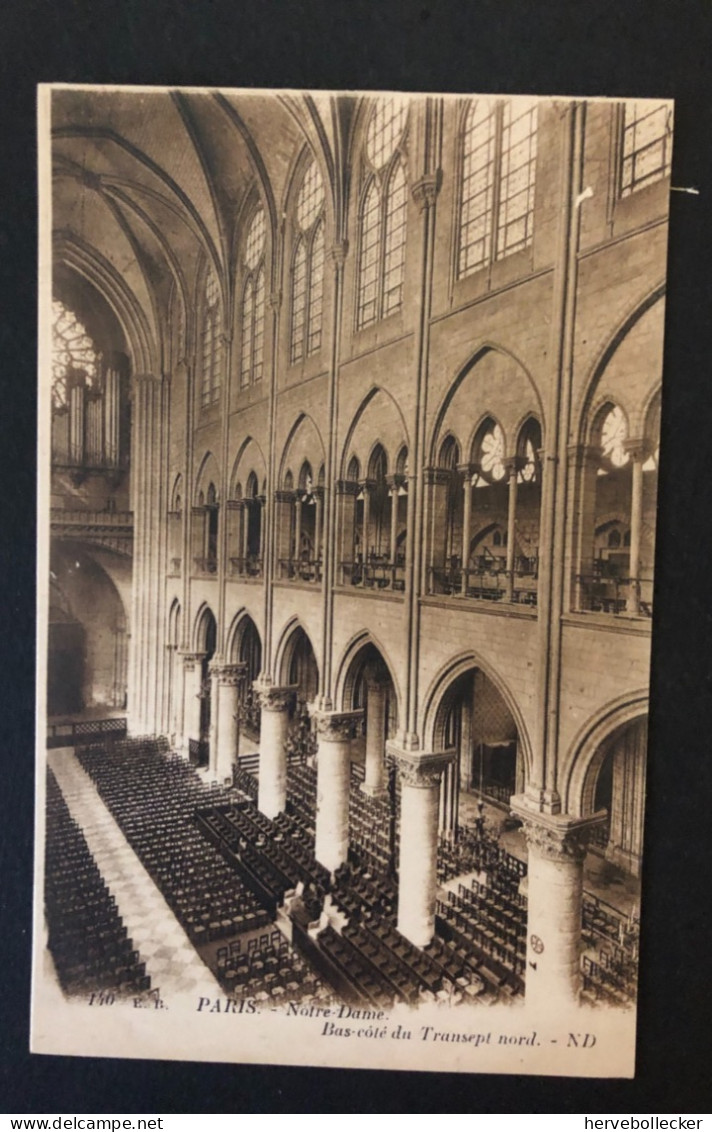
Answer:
[357, 98, 409, 329]
[479, 423, 506, 482]
[291, 160, 325, 363]
[620, 102, 672, 197]
[52, 301, 100, 409]
[367, 97, 408, 170]
[457, 98, 538, 279]
[600, 405, 630, 468]
[496, 99, 538, 260]
[458, 102, 496, 277]
[241, 206, 266, 387]
[201, 267, 222, 408]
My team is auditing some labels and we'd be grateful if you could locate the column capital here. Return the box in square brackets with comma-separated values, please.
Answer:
[253, 681, 297, 712]
[179, 650, 206, 670]
[510, 796, 607, 863]
[335, 479, 360, 496]
[269, 290, 282, 312]
[387, 745, 454, 788]
[503, 455, 527, 477]
[274, 489, 296, 504]
[456, 461, 474, 481]
[423, 466, 452, 487]
[567, 442, 600, 467]
[412, 170, 443, 213]
[385, 472, 407, 493]
[329, 239, 350, 270]
[310, 708, 364, 741]
[210, 661, 247, 687]
[623, 436, 649, 463]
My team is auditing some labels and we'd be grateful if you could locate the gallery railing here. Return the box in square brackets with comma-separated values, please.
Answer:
[427, 562, 538, 606]
[339, 559, 406, 591]
[229, 556, 264, 579]
[277, 558, 323, 584]
[574, 574, 653, 617]
[47, 717, 127, 748]
[193, 557, 218, 576]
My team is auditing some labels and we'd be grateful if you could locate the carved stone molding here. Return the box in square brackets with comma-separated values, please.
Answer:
[311, 709, 364, 742]
[412, 170, 442, 213]
[210, 662, 247, 687]
[329, 239, 349, 270]
[503, 455, 528, 478]
[253, 682, 297, 713]
[623, 437, 649, 463]
[423, 466, 451, 487]
[335, 479, 360, 496]
[387, 745, 453, 789]
[510, 797, 607, 863]
[269, 290, 282, 312]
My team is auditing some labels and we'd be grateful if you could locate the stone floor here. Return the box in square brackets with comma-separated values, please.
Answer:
[47, 749, 221, 999]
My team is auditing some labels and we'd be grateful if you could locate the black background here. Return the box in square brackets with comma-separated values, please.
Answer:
[2, 0, 712, 1113]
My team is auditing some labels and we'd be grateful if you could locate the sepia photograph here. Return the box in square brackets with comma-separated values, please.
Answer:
[33, 84, 672, 1077]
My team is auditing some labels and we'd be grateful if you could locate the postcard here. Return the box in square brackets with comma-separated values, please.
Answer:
[33, 85, 672, 1077]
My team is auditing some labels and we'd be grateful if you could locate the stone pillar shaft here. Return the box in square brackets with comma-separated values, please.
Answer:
[180, 652, 205, 756]
[211, 664, 245, 782]
[460, 472, 472, 594]
[256, 684, 296, 818]
[313, 710, 363, 872]
[626, 444, 645, 614]
[511, 801, 604, 1011]
[397, 765, 442, 946]
[363, 679, 387, 796]
[505, 465, 518, 601]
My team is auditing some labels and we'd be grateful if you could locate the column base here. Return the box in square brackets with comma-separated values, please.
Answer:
[360, 781, 388, 800]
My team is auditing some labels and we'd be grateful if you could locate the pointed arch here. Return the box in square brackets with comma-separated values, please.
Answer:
[420, 650, 533, 782]
[430, 343, 544, 465]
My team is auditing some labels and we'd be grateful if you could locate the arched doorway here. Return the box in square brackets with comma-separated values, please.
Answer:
[591, 716, 647, 879]
[434, 665, 522, 836]
[230, 614, 262, 750]
[194, 607, 217, 766]
[282, 625, 319, 708]
[342, 641, 399, 876]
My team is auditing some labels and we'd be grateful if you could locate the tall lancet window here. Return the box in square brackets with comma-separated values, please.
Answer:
[457, 97, 538, 278]
[240, 206, 266, 389]
[357, 96, 409, 330]
[291, 158, 325, 363]
[201, 266, 222, 408]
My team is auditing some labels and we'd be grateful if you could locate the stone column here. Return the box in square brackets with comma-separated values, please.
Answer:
[361, 482, 371, 562]
[625, 439, 647, 614]
[314, 487, 323, 567]
[211, 663, 246, 782]
[179, 651, 205, 758]
[511, 799, 604, 1011]
[255, 683, 296, 818]
[312, 709, 363, 872]
[362, 670, 389, 798]
[458, 463, 472, 594]
[293, 496, 302, 566]
[504, 456, 525, 601]
[392, 750, 449, 947]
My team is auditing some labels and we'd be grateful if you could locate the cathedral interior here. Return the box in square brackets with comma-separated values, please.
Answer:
[44, 89, 671, 1013]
